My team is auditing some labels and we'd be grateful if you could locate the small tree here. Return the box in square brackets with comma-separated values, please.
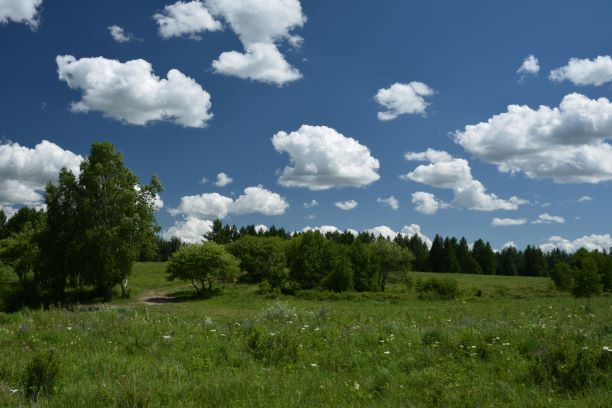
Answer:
[550, 261, 575, 291]
[371, 239, 413, 291]
[166, 242, 240, 294]
[571, 257, 603, 304]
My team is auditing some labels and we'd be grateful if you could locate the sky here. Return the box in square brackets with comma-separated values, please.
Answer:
[1, 0, 612, 252]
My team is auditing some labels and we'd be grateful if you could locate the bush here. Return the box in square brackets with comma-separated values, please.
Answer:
[22, 349, 60, 400]
[416, 277, 460, 300]
[246, 327, 299, 365]
[529, 344, 608, 391]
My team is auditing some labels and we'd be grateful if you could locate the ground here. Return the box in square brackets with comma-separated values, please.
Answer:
[0, 264, 610, 407]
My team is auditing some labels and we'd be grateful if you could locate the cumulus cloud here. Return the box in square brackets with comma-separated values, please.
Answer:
[403, 149, 526, 212]
[163, 217, 212, 243]
[550, 56, 612, 86]
[0, 0, 42, 28]
[303, 199, 318, 209]
[302, 225, 348, 235]
[232, 185, 288, 215]
[0, 204, 17, 219]
[375, 82, 434, 121]
[377, 196, 399, 210]
[154, 0, 222, 39]
[491, 217, 527, 227]
[364, 224, 432, 248]
[411, 191, 446, 215]
[532, 213, 565, 224]
[366, 225, 398, 239]
[502, 241, 516, 249]
[108, 25, 136, 43]
[517, 54, 540, 78]
[578, 195, 593, 202]
[254, 224, 268, 233]
[0, 140, 82, 207]
[540, 234, 612, 253]
[56, 55, 213, 128]
[212, 42, 302, 84]
[206, 0, 306, 85]
[272, 125, 380, 190]
[170, 185, 288, 219]
[215, 172, 233, 187]
[335, 200, 358, 211]
[454, 93, 612, 183]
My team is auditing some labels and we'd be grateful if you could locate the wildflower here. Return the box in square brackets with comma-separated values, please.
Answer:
[10, 389, 18, 394]
[502, 342, 510, 346]
[310, 363, 318, 367]
[66, 326, 73, 331]
[353, 382, 360, 390]
[384, 351, 390, 355]
[603, 346, 612, 352]
[210, 329, 217, 332]
[163, 335, 172, 340]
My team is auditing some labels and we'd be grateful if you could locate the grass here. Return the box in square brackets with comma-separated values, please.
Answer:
[0, 264, 610, 407]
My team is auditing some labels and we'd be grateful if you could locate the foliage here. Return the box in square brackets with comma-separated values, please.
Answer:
[415, 277, 460, 300]
[166, 242, 240, 293]
[228, 236, 288, 287]
[0, 221, 42, 285]
[550, 261, 575, 291]
[36, 142, 162, 299]
[371, 239, 413, 291]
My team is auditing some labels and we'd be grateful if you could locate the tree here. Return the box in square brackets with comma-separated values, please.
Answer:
[429, 235, 444, 272]
[550, 261, 575, 291]
[0, 209, 8, 240]
[571, 256, 602, 303]
[227, 236, 288, 286]
[166, 242, 240, 294]
[38, 142, 162, 299]
[473, 239, 496, 275]
[286, 231, 334, 289]
[371, 239, 413, 292]
[349, 241, 380, 291]
[407, 235, 430, 272]
[205, 219, 239, 244]
[0, 221, 42, 285]
[522, 245, 547, 277]
[442, 237, 461, 273]
[498, 246, 521, 276]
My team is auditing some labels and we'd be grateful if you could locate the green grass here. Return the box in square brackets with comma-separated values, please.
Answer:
[0, 264, 610, 407]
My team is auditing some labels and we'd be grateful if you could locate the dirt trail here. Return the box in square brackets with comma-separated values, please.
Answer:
[137, 290, 177, 306]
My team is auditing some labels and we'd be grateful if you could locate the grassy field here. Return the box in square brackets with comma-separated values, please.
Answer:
[0, 264, 610, 407]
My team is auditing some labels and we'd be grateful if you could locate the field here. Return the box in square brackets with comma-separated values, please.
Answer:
[0, 264, 611, 407]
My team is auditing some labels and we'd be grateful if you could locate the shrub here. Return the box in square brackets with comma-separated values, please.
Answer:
[416, 277, 460, 300]
[246, 327, 299, 365]
[22, 349, 60, 400]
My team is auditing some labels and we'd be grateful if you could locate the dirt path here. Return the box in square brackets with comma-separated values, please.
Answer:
[137, 290, 177, 306]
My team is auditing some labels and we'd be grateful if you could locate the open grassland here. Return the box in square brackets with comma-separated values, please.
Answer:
[0, 265, 610, 407]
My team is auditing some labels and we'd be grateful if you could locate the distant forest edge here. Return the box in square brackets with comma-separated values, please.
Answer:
[0, 142, 610, 308]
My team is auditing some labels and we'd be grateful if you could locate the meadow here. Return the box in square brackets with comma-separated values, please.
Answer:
[0, 263, 610, 407]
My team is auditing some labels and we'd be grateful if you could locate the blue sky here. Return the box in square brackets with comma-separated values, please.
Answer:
[1, 0, 611, 251]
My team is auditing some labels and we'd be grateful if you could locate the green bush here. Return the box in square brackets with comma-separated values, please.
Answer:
[22, 349, 60, 400]
[415, 277, 460, 300]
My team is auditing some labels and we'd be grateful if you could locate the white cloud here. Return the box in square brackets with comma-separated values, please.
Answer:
[375, 82, 434, 121]
[400, 224, 432, 248]
[517, 54, 540, 77]
[0, 204, 17, 218]
[206, 0, 306, 85]
[170, 185, 288, 219]
[302, 225, 342, 235]
[0, 0, 42, 28]
[403, 149, 526, 212]
[303, 199, 318, 209]
[108, 25, 136, 43]
[0, 140, 82, 207]
[454, 93, 612, 183]
[232, 185, 288, 215]
[272, 125, 380, 190]
[491, 217, 527, 227]
[540, 234, 612, 253]
[163, 217, 212, 243]
[212, 42, 302, 85]
[411, 191, 446, 215]
[215, 172, 233, 187]
[56, 55, 213, 128]
[532, 213, 565, 224]
[377, 196, 399, 210]
[578, 195, 593, 202]
[335, 200, 358, 211]
[550, 56, 612, 86]
[254, 224, 268, 233]
[366, 225, 398, 240]
[154, 1, 222, 39]
[170, 192, 233, 219]
[502, 241, 516, 249]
